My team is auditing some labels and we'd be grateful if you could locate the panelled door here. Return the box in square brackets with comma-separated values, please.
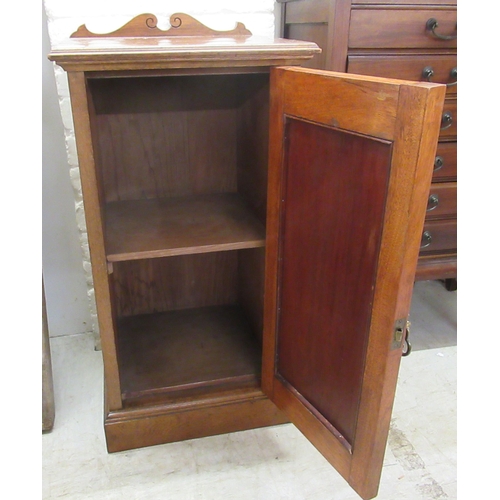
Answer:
[262, 67, 445, 500]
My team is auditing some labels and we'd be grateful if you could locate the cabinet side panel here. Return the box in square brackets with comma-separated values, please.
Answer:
[67, 72, 122, 409]
[237, 75, 270, 224]
[238, 248, 266, 344]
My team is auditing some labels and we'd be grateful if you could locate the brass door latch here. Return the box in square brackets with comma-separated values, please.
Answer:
[392, 318, 412, 356]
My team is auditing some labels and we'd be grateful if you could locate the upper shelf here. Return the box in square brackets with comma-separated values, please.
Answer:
[48, 12, 320, 72]
[105, 193, 266, 262]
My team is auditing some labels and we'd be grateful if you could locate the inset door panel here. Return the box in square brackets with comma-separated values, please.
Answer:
[276, 118, 392, 448]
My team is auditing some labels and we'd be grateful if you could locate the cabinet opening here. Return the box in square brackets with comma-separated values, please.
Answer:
[112, 249, 265, 406]
[87, 71, 270, 407]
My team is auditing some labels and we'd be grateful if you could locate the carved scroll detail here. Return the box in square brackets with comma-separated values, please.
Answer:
[71, 12, 252, 38]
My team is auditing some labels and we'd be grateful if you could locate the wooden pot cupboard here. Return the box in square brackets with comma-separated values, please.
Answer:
[48, 13, 445, 500]
[279, 0, 457, 290]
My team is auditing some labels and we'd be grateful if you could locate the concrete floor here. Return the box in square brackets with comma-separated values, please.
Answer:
[42, 280, 457, 499]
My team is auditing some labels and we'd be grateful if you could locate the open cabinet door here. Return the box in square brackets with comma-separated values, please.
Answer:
[262, 67, 445, 499]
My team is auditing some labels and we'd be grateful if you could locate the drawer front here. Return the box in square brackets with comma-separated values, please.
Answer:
[420, 219, 456, 254]
[347, 54, 457, 94]
[349, 9, 457, 49]
[439, 98, 456, 139]
[355, 1, 457, 5]
[433, 142, 456, 181]
[425, 182, 456, 219]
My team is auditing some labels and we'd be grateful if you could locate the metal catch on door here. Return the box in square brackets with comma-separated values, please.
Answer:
[392, 318, 412, 356]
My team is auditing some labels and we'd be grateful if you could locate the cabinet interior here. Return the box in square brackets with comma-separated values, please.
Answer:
[87, 72, 271, 407]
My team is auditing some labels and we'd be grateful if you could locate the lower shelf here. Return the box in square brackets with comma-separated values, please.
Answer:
[117, 305, 262, 403]
[109, 303, 286, 452]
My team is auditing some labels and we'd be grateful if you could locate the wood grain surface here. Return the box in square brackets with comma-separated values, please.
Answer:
[262, 66, 445, 500]
[277, 118, 392, 447]
[71, 12, 252, 39]
[112, 252, 238, 317]
[105, 194, 266, 261]
[117, 305, 261, 400]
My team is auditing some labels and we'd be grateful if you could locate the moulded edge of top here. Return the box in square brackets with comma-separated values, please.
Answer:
[48, 36, 321, 72]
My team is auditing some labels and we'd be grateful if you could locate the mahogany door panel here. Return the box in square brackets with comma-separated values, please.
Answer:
[263, 67, 445, 500]
[277, 118, 392, 447]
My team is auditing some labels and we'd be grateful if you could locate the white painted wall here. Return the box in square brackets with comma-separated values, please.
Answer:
[42, 1, 279, 343]
[43, 6, 93, 338]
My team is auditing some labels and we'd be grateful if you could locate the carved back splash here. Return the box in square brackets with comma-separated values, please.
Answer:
[71, 12, 252, 38]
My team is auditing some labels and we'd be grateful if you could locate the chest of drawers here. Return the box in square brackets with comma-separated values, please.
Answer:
[280, 0, 457, 289]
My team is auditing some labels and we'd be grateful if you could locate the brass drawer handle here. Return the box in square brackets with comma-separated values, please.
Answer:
[448, 67, 457, 87]
[426, 18, 457, 40]
[421, 231, 432, 248]
[441, 112, 453, 130]
[434, 155, 444, 171]
[422, 66, 435, 81]
[422, 66, 457, 87]
[427, 194, 439, 211]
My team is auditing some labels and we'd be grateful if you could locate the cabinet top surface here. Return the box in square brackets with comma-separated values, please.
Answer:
[49, 35, 320, 72]
[48, 12, 320, 72]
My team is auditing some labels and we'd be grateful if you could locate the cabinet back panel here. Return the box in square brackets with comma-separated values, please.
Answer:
[112, 252, 238, 317]
[91, 76, 251, 114]
[95, 109, 238, 201]
[90, 75, 269, 202]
